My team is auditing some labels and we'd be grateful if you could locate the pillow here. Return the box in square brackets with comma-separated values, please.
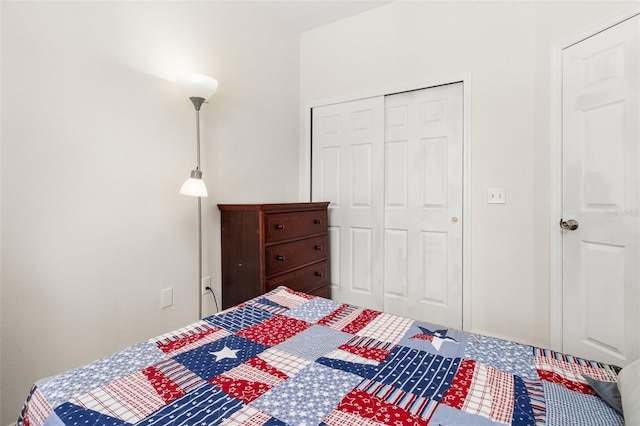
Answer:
[583, 375, 623, 415]
[618, 358, 640, 425]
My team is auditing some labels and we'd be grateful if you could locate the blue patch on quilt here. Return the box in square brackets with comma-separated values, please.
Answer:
[173, 335, 266, 381]
[315, 356, 378, 378]
[542, 381, 623, 426]
[53, 402, 130, 426]
[38, 341, 166, 407]
[369, 346, 460, 402]
[397, 321, 468, 358]
[204, 305, 275, 333]
[283, 297, 343, 323]
[42, 413, 65, 426]
[141, 382, 244, 425]
[429, 403, 498, 425]
[263, 418, 288, 426]
[275, 325, 352, 360]
[252, 362, 362, 425]
[252, 297, 288, 310]
[512, 375, 536, 426]
[464, 334, 538, 380]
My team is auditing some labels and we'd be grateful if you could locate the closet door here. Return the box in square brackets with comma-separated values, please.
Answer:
[311, 97, 385, 310]
[311, 83, 464, 329]
[384, 83, 464, 329]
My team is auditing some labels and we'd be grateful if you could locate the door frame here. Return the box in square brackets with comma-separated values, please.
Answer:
[549, 3, 640, 351]
[299, 73, 472, 331]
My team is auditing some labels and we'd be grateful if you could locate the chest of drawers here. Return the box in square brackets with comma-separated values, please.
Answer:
[218, 202, 330, 309]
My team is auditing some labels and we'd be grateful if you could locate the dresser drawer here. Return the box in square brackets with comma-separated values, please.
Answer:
[265, 210, 327, 243]
[265, 261, 328, 293]
[309, 285, 329, 299]
[265, 236, 327, 276]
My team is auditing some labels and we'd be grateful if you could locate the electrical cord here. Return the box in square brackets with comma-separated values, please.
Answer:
[205, 286, 220, 313]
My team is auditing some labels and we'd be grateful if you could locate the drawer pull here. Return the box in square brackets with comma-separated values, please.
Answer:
[275, 255, 286, 261]
[314, 219, 322, 224]
[275, 224, 285, 230]
[315, 271, 323, 277]
[314, 245, 323, 251]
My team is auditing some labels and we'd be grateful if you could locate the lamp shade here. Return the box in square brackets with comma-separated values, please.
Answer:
[176, 73, 219, 100]
[179, 170, 208, 197]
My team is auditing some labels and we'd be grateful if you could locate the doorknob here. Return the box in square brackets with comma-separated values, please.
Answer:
[560, 218, 579, 230]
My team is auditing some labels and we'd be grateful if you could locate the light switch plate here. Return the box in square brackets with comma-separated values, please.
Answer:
[488, 187, 506, 204]
[161, 287, 173, 308]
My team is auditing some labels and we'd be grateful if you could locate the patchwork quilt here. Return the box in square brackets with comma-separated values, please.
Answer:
[19, 286, 623, 425]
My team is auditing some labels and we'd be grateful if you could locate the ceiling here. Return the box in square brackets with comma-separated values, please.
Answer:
[255, 0, 392, 33]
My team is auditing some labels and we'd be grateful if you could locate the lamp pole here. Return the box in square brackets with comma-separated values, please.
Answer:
[177, 73, 218, 320]
[191, 97, 205, 320]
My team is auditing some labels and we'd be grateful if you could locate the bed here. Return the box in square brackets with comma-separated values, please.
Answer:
[18, 286, 636, 425]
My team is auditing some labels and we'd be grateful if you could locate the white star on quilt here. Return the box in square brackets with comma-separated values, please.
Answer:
[209, 346, 240, 361]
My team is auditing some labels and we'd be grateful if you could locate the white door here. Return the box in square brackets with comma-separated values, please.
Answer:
[384, 83, 463, 329]
[311, 97, 385, 310]
[311, 83, 464, 328]
[562, 14, 640, 366]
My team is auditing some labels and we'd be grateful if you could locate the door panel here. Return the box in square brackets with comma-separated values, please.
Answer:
[311, 97, 385, 310]
[383, 83, 463, 329]
[421, 231, 448, 304]
[562, 14, 640, 366]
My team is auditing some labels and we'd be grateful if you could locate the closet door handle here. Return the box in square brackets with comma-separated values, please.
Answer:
[275, 255, 286, 261]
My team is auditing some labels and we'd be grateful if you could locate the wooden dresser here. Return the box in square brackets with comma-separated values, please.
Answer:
[218, 202, 330, 309]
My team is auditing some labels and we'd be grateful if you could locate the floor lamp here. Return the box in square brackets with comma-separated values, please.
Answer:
[177, 73, 218, 319]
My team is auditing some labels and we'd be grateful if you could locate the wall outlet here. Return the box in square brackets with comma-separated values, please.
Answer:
[202, 276, 211, 295]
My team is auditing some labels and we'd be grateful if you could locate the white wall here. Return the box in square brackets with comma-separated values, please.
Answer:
[300, 1, 633, 347]
[0, 2, 300, 423]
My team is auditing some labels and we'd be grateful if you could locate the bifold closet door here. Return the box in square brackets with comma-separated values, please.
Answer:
[384, 83, 463, 329]
[311, 83, 463, 329]
[311, 96, 385, 310]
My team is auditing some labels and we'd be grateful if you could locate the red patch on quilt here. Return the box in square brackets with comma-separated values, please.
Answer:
[284, 287, 314, 299]
[338, 344, 390, 363]
[156, 327, 221, 354]
[210, 375, 272, 403]
[337, 388, 429, 426]
[537, 370, 595, 395]
[341, 309, 382, 334]
[246, 356, 288, 380]
[318, 304, 350, 326]
[237, 315, 311, 346]
[409, 333, 434, 342]
[142, 366, 185, 404]
[441, 359, 475, 409]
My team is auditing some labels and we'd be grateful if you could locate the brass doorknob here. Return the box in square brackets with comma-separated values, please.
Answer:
[560, 218, 579, 231]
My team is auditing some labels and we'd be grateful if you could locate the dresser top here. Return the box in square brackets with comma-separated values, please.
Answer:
[217, 202, 329, 213]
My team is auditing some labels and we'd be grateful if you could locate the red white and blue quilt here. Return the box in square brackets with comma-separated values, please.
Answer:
[19, 286, 622, 425]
